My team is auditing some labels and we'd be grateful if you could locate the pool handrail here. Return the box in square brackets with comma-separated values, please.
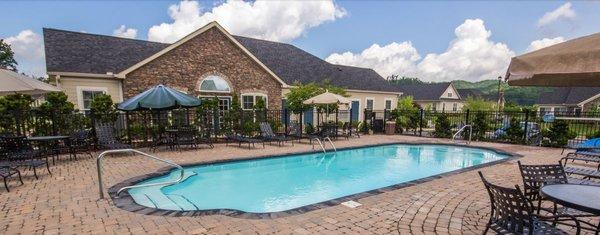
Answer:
[452, 125, 472, 145]
[96, 149, 185, 199]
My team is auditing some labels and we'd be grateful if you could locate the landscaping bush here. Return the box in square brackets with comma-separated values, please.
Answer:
[471, 111, 488, 140]
[0, 94, 33, 134]
[304, 123, 314, 134]
[433, 113, 452, 138]
[505, 117, 524, 143]
[90, 94, 117, 123]
[543, 120, 577, 147]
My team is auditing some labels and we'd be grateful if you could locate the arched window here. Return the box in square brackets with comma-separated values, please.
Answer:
[198, 75, 231, 92]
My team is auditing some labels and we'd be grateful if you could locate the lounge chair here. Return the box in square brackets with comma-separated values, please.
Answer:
[94, 123, 132, 150]
[225, 133, 263, 149]
[0, 136, 51, 179]
[259, 122, 293, 147]
[287, 123, 304, 143]
[478, 171, 580, 234]
[562, 138, 600, 154]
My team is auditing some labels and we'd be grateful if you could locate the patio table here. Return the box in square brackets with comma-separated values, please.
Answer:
[540, 184, 600, 215]
[27, 135, 71, 164]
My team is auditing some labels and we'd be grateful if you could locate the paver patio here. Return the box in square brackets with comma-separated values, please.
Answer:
[0, 135, 597, 234]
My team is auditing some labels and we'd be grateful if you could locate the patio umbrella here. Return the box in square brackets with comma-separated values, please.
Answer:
[0, 69, 61, 96]
[506, 32, 600, 87]
[303, 90, 351, 121]
[117, 84, 201, 111]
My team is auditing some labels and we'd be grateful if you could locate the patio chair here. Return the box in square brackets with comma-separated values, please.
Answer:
[478, 171, 580, 235]
[0, 166, 23, 192]
[172, 126, 199, 151]
[94, 123, 132, 150]
[259, 122, 293, 147]
[68, 130, 94, 159]
[518, 161, 599, 232]
[0, 136, 51, 179]
[287, 123, 304, 143]
[225, 133, 263, 149]
[196, 127, 214, 149]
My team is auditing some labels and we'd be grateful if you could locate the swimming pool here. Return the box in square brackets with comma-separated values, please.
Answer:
[123, 144, 510, 214]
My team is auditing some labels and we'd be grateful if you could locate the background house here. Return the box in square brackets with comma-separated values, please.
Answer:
[536, 87, 600, 115]
[43, 22, 400, 123]
[397, 82, 464, 112]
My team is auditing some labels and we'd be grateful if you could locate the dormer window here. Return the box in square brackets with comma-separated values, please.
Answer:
[448, 92, 452, 98]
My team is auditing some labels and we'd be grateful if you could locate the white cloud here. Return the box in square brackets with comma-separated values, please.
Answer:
[526, 37, 565, 52]
[147, 0, 346, 43]
[538, 2, 576, 27]
[326, 19, 515, 82]
[113, 25, 138, 39]
[4, 30, 46, 77]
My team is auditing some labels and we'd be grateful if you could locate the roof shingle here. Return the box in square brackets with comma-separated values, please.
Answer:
[43, 28, 397, 93]
[537, 87, 600, 105]
[397, 82, 452, 100]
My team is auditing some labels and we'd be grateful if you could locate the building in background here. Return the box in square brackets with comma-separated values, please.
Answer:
[43, 22, 401, 123]
[536, 87, 600, 115]
[397, 82, 464, 112]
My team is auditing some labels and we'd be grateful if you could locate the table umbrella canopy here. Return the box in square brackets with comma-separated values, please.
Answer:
[506, 32, 600, 87]
[303, 90, 351, 105]
[0, 69, 61, 96]
[117, 84, 201, 111]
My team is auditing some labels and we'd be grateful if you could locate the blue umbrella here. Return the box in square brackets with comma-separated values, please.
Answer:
[117, 84, 201, 111]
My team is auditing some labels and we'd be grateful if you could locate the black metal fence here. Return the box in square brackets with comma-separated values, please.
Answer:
[2, 107, 599, 148]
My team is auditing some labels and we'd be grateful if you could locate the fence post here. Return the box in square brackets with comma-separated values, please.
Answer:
[299, 111, 303, 134]
[363, 109, 368, 134]
[419, 108, 424, 137]
[523, 109, 530, 142]
[284, 108, 289, 134]
[51, 110, 57, 135]
[125, 111, 131, 145]
[465, 109, 470, 125]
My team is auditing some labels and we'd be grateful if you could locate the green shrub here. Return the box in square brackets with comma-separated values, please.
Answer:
[304, 123, 314, 134]
[433, 113, 452, 138]
[505, 117, 524, 143]
[0, 94, 33, 134]
[544, 120, 576, 147]
[90, 94, 117, 123]
[471, 111, 488, 140]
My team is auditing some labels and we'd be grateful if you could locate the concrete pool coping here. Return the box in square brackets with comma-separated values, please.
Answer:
[108, 142, 522, 219]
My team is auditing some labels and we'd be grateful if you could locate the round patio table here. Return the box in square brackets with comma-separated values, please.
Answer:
[540, 184, 600, 215]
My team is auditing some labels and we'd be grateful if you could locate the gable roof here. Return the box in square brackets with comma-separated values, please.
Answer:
[43, 22, 398, 93]
[397, 82, 454, 101]
[43, 28, 168, 75]
[456, 88, 484, 100]
[537, 87, 600, 105]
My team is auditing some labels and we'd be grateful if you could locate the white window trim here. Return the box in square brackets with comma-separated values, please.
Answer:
[197, 75, 232, 93]
[384, 98, 393, 110]
[76, 86, 108, 111]
[365, 97, 375, 110]
[241, 93, 268, 110]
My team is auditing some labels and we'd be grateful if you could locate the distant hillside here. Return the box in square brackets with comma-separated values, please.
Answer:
[452, 80, 552, 105]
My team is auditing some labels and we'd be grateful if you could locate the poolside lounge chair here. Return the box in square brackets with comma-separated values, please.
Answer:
[259, 122, 293, 147]
[94, 123, 132, 150]
[478, 171, 580, 234]
[225, 133, 263, 149]
[562, 137, 600, 154]
[0, 136, 51, 179]
[287, 123, 304, 142]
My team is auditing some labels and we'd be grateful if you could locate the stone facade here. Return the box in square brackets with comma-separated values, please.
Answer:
[123, 27, 283, 109]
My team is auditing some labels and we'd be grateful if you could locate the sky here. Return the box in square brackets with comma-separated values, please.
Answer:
[1, 0, 599, 82]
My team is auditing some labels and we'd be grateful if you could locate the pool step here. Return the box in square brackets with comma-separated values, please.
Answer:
[128, 171, 197, 211]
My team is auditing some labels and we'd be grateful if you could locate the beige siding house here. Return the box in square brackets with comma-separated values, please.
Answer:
[44, 22, 400, 122]
[536, 87, 600, 115]
[397, 82, 464, 112]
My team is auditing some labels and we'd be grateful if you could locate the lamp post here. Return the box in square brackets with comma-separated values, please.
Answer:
[497, 76, 504, 112]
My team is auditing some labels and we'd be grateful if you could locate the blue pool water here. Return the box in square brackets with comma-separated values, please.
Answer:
[128, 144, 508, 213]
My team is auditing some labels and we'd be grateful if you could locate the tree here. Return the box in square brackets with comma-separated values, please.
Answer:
[387, 76, 425, 85]
[505, 117, 524, 143]
[0, 94, 33, 134]
[0, 39, 17, 71]
[284, 82, 348, 113]
[471, 111, 488, 140]
[394, 96, 419, 134]
[90, 94, 117, 123]
[462, 96, 496, 111]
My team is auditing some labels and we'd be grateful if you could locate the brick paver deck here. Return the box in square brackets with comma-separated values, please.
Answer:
[0, 135, 597, 234]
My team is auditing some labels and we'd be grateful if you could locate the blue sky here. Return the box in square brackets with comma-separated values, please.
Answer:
[1, 1, 599, 82]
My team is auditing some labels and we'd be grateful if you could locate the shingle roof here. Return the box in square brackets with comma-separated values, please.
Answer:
[397, 82, 452, 100]
[43, 28, 397, 93]
[43, 28, 169, 74]
[456, 89, 484, 100]
[233, 36, 397, 92]
[537, 87, 600, 105]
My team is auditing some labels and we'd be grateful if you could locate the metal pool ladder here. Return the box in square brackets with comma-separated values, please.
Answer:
[452, 125, 472, 145]
[312, 137, 337, 153]
[96, 149, 185, 199]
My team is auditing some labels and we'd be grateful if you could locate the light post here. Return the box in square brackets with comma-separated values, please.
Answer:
[497, 76, 504, 112]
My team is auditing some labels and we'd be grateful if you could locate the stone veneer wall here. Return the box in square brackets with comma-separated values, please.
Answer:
[123, 27, 282, 109]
